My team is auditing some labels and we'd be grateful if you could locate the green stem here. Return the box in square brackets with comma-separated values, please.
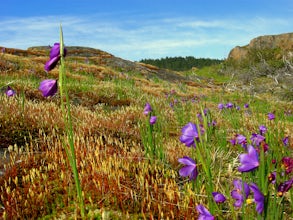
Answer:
[59, 25, 85, 218]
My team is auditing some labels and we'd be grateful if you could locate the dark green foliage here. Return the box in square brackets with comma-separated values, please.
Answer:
[140, 56, 223, 71]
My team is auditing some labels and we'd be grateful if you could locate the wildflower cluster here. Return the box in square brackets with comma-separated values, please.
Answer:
[231, 179, 264, 214]
[177, 100, 292, 219]
[178, 111, 219, 218]
[218, 102, 249, 111]
[39, 43, 66, 97]
[141, 102, 165, 161]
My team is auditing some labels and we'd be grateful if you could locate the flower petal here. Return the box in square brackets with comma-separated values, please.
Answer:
[178, 156, 196, 166]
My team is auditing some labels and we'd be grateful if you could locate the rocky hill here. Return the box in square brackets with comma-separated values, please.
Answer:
[1, 45, 186, 82]
[224, 33, 293, 101]
[228, 32, 293, 61]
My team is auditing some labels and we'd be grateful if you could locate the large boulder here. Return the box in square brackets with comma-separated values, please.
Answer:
[228, 32, 293, 61]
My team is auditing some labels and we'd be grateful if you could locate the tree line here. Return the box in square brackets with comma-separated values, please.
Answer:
[140, 56, 223, 71]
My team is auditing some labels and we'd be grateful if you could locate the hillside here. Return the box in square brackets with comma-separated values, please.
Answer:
[1, 45, 187, 82]
[0, 42, 292, 219]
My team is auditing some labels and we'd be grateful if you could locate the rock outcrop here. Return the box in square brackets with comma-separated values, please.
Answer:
[228, 32, 293, 61]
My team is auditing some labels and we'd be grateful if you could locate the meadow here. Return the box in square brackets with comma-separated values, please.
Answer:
[0, 32, 293, 219]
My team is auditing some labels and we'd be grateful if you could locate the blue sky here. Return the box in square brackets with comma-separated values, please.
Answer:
[1, 0, 292, 61]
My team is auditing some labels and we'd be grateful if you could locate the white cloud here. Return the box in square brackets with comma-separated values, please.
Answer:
[0, 14, 292, 61]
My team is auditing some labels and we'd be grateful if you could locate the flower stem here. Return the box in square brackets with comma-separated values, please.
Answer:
[59, 24, 85, 218]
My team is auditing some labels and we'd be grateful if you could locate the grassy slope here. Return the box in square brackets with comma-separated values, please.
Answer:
[0, 49, 292, 219]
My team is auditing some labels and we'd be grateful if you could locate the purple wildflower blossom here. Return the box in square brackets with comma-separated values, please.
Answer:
[259, 125, 267, 135]
[39, 79, 58, 97]
[44, 43, 66, 72]
[282, 157, 293, 174]
[236, 134, 247, 149]
[218, 103, 224, 110]
[5, 86, 16, 97]
[196, 204, 214, 220]
[230, 138, 237, 146]
[277, 177, 293, 197]
[283, 136, 289, 147]
[143, 103, 152, 115]
[149, 116, 157, 125]
[212, 192, 226, 203]
[178, 156, 198, 180]
[203, 108, 209, 116]
[250, 133, 265, 147]
[236, 134, 247, 145]
[249, 183, 264, 214]
[244, 103, 249, 108]
[226, 102, 234, 109]
[268, 112, 275, 120]
[238, 145, 259, 172]
[268, 171, 276, 184]
[180, 122, 200, 147]
[231, 179, 250, 208]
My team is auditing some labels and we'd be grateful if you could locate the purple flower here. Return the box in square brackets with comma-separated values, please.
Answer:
[5, 86, 16, 97]
[268, 112, 275, 120]
[179, 122, 199, 147]
[196, 204, 214, 220]
[230, 138, 237, 146]
[208, 120, 216, 127]
[244, 103, 249, 108]
[226, 102, 234, 109]
[218, 103, 224, 110]
[203, 108, 209, 116]
[283, 136, 289, 147]
[39, 79, 58, 97]
[143, 102, 152, 115]
[277, 177, 293, 196]
[44, 56, 60, 71]
[197, 113, 203, 121]
[44, 43, 66, 72]
[249, 183, 264, 214]
[149, 116, 157, 125]
[259, 125, 267, 135]
[260, 142, 269, 153]
[268, 171, 276, 184]
[238, 145, 259, 172]
[236, 134, 247, 149]
[212, 192, 226, 203]
[178, 156, 198, 180]
[282, 157, 293, 174]
[250, 133, 265, 147]
[236, 106, 240, 111]
[231, 179, 250, 208]
[236, 134, 247, 145]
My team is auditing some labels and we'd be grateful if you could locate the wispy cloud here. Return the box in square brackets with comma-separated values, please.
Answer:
[0, 14, 292, 60]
